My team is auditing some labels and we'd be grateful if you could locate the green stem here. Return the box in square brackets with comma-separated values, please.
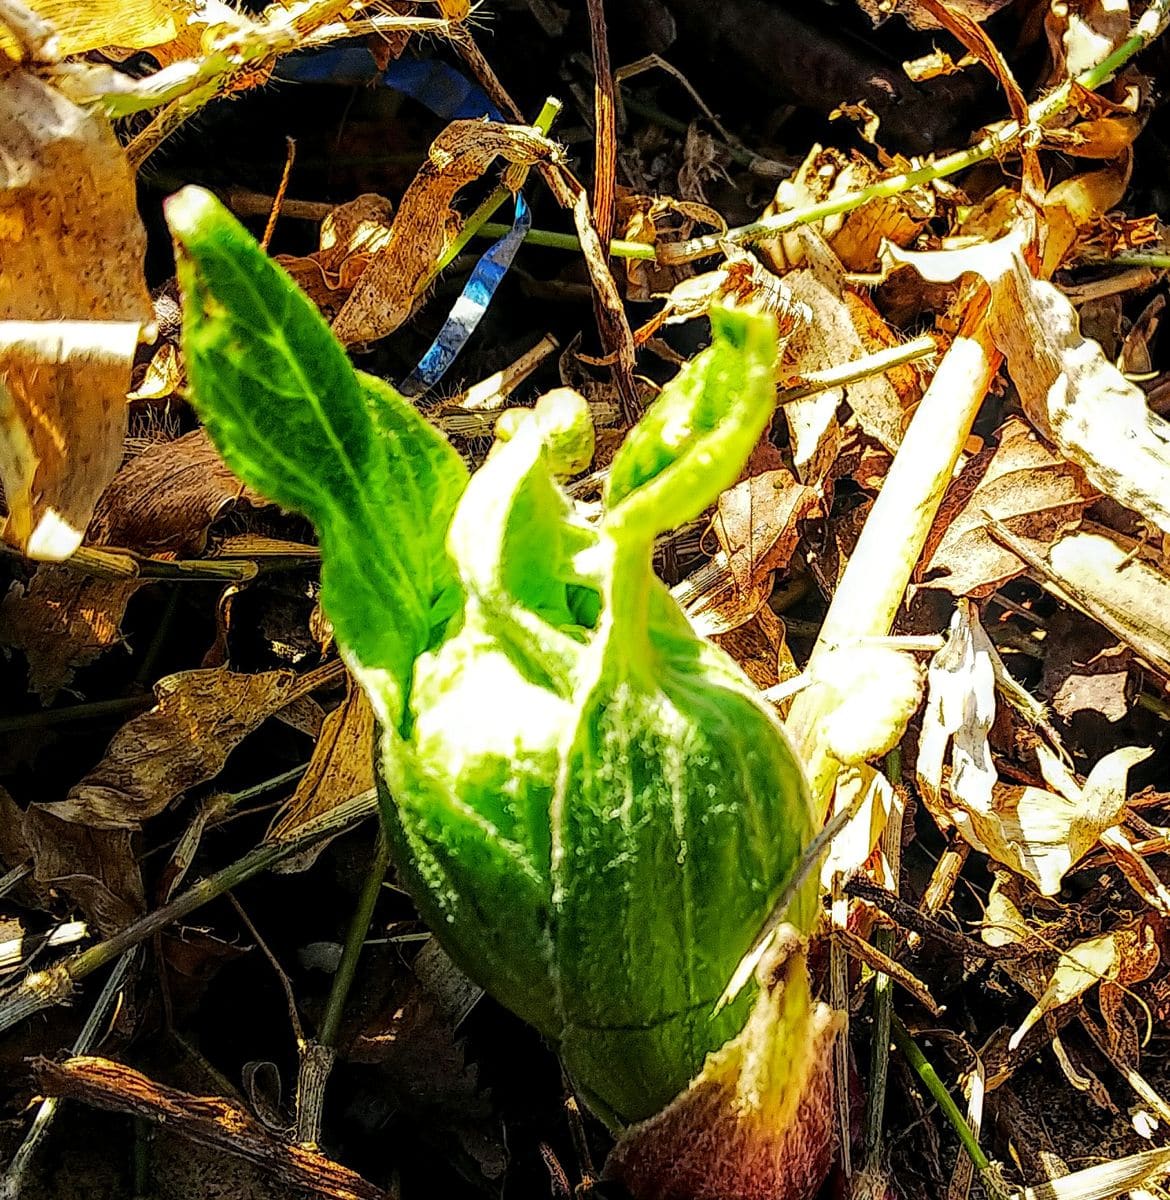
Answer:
[476, 221, 656, 259]
[891, 1016, 990, 1173]
[429, 96, 564, 282]
[1104, 252, 1170, 269]
[317, 823, 392, 1047]
[662, 0, 1170, 264]
[862, 746, 903, 1168]
[292, 823, 392, 1146]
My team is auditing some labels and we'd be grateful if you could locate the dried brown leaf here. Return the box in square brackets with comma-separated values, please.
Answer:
[1, 570, 142, 702]
[331, 122, 557, 345]
[713, 463, 816, 580]
[920, 417, 1096, 597]
[0, 67, 151, 558]
[711, 604, 791, 693]
[22, 806, 143, 933]
[275, 193, 394, 322]
[1042, 158, 1131, 276]
[781, 232, 909, 484]
[268, 682, 375, 872]
[90, 429, 265, 553]
[52, 667, 300, 829]
[637, 244, 808, 347]
[1009, 932, 1119, 1051]
[1099, 915, 1162, 1067]
[856, 0, 1014, 30]
[993, 526, 1170, 680]
[673, 467, 817, 637]
[758, 144, 931, 275]
[0, 0, 184, 58]
[2, 429, 267, 701]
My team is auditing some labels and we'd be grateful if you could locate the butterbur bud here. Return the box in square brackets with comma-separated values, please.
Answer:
[169, 188, 838, 1200]
[380, 307, 821, 1128]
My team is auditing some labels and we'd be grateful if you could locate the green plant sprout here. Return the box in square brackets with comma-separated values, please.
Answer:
[167, 186, 837, 1199]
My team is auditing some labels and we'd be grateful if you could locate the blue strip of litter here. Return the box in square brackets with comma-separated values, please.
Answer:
[398, 191, 531, 397]
[276, 48, 528, 394]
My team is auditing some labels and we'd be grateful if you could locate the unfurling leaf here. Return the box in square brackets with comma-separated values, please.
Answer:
[167, 185, 468, 732]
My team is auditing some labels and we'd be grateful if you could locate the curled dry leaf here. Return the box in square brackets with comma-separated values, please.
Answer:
[1009, 931, 1119, 1051]
[758, 144, 931, 274]
[635, 244, 808, 347]
[1097, 914, 1163, 1068]
[855, 0, 1014, 30]
[2, 428, 267, 701]
[1044, 82, 1146, 161]
[331, 121, 558, 345]
[0, 64, 152, 559]
[1, 569, 141, 704]
[919, 605, 1152, 895]
[276, 193, 394, 322]
[21, 808, 143, 933]
[820, 763, 900, 886]
[90, 428, 266, 553]
[781, 232, 908, 484]
[268, 681, 375, 873]
[20, 667, 302, 931]
[919, 416, 1096, 597]
[917, 601, 998, 819]
[49, 667, 301, 830]
[674, 463, 818, 637]
[890, 224, 1170, 536]
[1041, 158, 1131, 278]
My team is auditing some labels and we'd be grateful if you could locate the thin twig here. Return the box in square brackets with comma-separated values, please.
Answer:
[0, 790, 378, 1035]
[659, 0, 1170, 264]
[584, 0, 617, 254]
[30, 1057, 384, 1200]
[0, 951, 138, 1200]
[294, 823, 392, 1148]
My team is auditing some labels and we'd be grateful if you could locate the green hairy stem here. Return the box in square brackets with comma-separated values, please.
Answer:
[167, 188, 824, 1146]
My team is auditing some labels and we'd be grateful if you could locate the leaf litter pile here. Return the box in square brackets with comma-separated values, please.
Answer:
[3, 1, 1170, 1198]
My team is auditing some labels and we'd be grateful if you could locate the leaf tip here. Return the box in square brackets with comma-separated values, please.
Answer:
[163, 185, 223, 248]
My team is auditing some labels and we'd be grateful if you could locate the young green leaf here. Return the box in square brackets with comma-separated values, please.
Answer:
[604, 305, 779, 541]
[165, 187, 467, 730]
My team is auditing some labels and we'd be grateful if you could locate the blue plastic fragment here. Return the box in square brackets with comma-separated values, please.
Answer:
[399, 191, 531, 397]
[276, 48, 527, 393]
